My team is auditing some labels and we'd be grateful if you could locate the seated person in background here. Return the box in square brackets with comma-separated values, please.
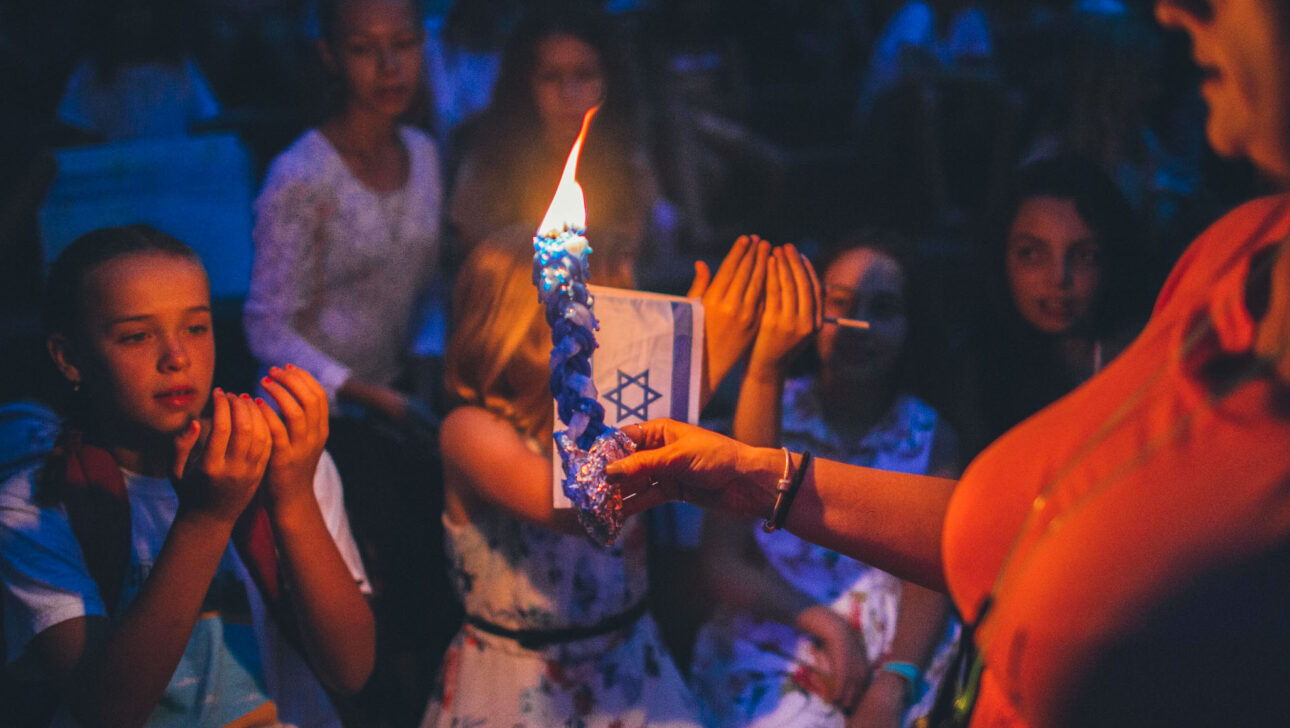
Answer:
[56, 0, 221, 142]
[693, 238, 958, 728]
[968, 155, 1147, 452]
[447, 7, 666, 281]
[0, 225, 373, 728]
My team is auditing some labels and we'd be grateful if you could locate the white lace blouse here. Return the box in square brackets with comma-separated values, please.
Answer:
[244, 127, 442, 402]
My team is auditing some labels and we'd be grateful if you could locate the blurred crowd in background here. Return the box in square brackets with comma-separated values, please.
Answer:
[0, 0, 1276, 725]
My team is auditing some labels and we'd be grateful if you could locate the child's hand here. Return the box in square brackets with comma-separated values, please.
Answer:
[256, 365, 330, 511]
[748, 245, 821, 378]
[691, 235, 772, 401]
[172, 389, 272, 525]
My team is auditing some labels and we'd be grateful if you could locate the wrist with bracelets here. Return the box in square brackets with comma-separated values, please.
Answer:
[762, 447, 811, 533]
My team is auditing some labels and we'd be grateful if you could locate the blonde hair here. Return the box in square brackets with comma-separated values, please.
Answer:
[445, 227, 637, 439]
[445, 231, 553, 439]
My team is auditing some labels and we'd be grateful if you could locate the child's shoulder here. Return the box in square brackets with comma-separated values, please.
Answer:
[398, 125, 441, 166]
[262, 129, 337, 186]
[441, 406, 536, 457]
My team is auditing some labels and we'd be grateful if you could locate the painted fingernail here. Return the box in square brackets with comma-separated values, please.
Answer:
[284, 364, 294, 370]
[255, 397, 266, 405]
[213, 387, 223, 395]
[262, 376, 272, 386]
[241, 393, 251, 400]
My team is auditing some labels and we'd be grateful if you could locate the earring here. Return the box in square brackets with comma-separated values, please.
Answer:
[71, 380, 80, 392]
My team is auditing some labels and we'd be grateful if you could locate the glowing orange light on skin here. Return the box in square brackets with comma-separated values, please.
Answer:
[538, 105, 599, 238]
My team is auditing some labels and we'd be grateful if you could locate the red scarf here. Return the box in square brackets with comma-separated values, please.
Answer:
[48, 430, 288, 624]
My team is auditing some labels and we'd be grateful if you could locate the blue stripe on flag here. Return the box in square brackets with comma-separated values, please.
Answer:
[670, 302, 692, 420]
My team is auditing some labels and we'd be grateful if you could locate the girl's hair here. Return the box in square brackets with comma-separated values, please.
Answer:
[43, 224, 203, 337]
[457, 7, 646, 270]
[986, 154, 1144, 335]
[444, 228, 552, 439]
[483, 8, 632, 139]
[317, 0, 425, 47]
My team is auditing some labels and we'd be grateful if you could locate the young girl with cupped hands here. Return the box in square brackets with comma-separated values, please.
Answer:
[0, 226, 374, 728]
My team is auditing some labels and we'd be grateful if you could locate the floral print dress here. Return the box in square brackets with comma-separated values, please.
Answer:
[422, 501, 702, 728]
[690, 378, 960, 728]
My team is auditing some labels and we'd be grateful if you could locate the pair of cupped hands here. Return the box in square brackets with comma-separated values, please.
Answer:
[170, 364, 328, 526]
[615, 233, 825, 516]
[687, 233, 824, 399]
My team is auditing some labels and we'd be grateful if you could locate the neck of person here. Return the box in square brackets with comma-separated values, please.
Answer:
[325, 104, 402, 154]
[87, 412, 176, 479]
[542, 125, 580, 157]
[819, 369, 900, 440]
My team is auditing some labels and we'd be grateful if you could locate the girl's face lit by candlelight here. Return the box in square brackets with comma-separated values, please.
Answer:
[51, 253, 215, 438]
[531, 34, 605, 150]
[818, 248, 908, 385]
[324, 0, 424, 119]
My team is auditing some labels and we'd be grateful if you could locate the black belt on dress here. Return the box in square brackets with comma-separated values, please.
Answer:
[464, 597, 649, 650]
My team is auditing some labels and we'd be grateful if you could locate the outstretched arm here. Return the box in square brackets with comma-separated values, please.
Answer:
[439, 407, 585, 535]
[608, 419, 955, 591]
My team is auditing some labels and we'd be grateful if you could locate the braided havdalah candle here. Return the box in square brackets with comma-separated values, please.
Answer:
[532, 106, 634, 545]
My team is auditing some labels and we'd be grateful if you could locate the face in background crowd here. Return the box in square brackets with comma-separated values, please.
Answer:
[531, 33, 606, 151]
[1155, 0, 1290, 182]
[323, 0, 424, 119]
[818, 247, 909, 386]
[51, 253, 215, 439]
[1005, 196, 1103, 336]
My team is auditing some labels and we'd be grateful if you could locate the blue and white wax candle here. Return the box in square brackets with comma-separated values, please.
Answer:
[532, 106, 634, 545]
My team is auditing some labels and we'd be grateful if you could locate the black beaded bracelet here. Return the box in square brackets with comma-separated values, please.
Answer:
[761, 450, 812, 533]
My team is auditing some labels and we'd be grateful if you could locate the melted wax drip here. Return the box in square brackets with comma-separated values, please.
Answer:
[533, 223, 632, 545]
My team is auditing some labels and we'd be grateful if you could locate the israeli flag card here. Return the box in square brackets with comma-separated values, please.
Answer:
[553, 285, 705, 507]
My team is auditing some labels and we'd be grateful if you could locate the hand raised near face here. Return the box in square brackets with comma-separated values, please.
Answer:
[748, 244, 822, 376]
[690, 235, 772, 402]
[172, 389, 272, 525]
[254, 364, 330, 511]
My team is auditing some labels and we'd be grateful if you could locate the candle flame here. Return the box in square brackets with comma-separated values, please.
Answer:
[537, 105, 599, 237]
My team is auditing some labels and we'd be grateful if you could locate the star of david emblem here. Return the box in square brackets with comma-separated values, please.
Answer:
[603, 369, 663, 423]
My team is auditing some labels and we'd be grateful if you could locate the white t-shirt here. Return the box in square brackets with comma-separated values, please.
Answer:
[0, 451, 368, 728]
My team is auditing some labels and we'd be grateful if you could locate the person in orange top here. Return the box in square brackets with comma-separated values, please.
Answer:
[604, 1, 1290, 725]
